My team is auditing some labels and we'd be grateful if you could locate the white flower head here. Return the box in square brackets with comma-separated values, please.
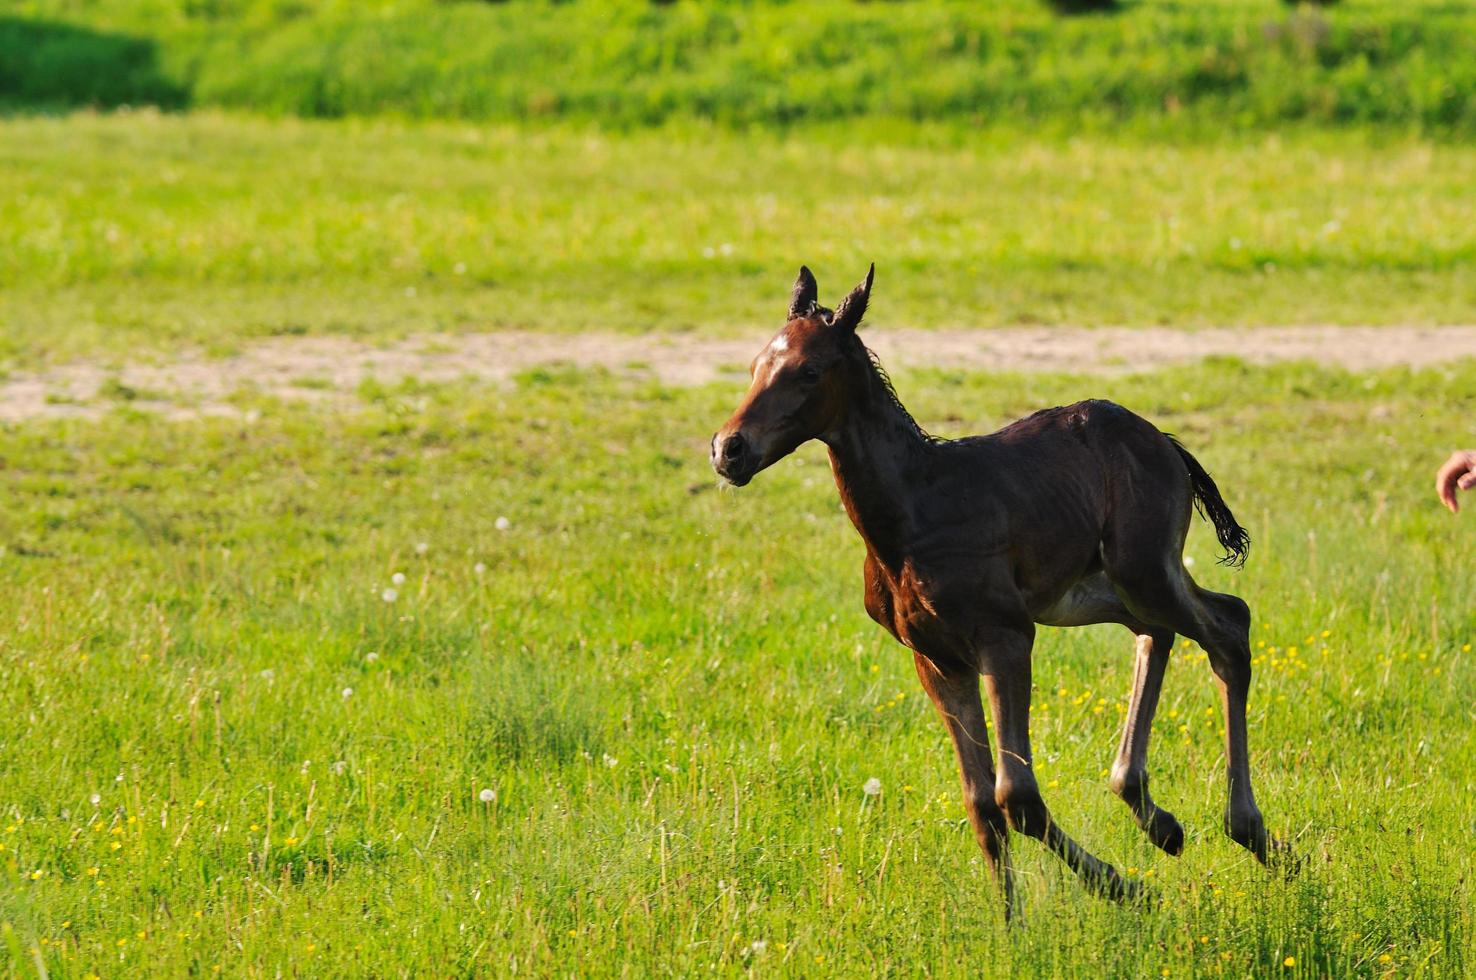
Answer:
[862, 777, 882, 797]
[391, 572, 406, 586]
[414, 542, 429, 555]
[89, 793, 101, 806]
[330, 761, 348, 775]
[365, 651, 379, 663]
[478, 788, 496, 803]
[494, 516, 511, 531]
[473, 562, 487, 575]
[381, 588, 398, 603]
[341, 687, 354, 699]
[602, 753, 618, 769]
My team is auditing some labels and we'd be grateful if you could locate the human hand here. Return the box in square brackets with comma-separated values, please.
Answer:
[1436, 450, 1476, 513]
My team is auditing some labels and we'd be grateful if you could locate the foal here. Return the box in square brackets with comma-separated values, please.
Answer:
[711, 266, 1292, 916]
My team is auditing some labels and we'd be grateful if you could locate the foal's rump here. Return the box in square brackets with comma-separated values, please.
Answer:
[1072, 398, 1250, 574]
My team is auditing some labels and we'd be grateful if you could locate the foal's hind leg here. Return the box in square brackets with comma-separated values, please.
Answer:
[1039, 576, 1183, 855]
[1110, 628, 1184, 856]
[1194, 587, 1295, 867]
[1109, 564, 1293, 868]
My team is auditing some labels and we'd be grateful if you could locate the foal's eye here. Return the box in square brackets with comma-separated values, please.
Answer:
[799, 365, 822, 383]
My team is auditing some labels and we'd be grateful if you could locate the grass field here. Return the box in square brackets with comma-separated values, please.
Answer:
[5, 113, 1476, 370]
[1, 357, 1474, 975]
[5, 3, 1476, 969]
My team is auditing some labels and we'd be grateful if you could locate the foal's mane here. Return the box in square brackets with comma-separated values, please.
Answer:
[857, 339, 939, 446]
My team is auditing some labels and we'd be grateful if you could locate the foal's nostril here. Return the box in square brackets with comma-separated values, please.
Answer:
[722, 435, 746, 460]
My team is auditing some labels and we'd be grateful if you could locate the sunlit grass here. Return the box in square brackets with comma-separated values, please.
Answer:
[0, 359, 1472, 975]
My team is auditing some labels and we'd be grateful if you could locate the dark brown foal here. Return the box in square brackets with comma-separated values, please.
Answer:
[710, 265, 1293, 920]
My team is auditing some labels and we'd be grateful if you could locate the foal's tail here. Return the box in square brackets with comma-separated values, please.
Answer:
[1169, 438, 1250, 568]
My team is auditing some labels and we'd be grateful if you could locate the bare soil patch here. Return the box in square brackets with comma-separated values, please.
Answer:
[6, 325, 1476, 422]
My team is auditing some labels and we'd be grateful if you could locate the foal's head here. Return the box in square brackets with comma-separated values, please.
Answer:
[711, 265, 875, 486]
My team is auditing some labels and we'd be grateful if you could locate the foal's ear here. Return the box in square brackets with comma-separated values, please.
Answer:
[787, 265, 819, 321]
[831, 263, 874, 333]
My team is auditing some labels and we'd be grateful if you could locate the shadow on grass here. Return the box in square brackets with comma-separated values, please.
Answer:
[0, 16, 187, 111]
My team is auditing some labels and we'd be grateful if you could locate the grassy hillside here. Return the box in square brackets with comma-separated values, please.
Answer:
[2, 0, 1475, 133]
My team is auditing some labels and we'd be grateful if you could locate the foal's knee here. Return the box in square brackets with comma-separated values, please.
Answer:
[1108, 765, 1148, 808]
[995, 780, 1050, 839]
[1222, 596, 1251, 640]
[966, 791, 1009, 837]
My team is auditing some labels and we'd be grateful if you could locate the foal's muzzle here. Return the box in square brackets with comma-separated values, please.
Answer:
[711, 431, 757, 486]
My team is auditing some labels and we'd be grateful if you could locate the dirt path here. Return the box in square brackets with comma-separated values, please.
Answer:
[5, 325, 1476, 422]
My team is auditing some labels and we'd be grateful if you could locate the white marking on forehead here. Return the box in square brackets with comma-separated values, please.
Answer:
[768, 334, 789, 353]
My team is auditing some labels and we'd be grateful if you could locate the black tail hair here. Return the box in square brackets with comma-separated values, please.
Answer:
[1169, 438, 1250, 568]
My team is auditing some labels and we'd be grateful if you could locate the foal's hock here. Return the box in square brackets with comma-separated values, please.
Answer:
[710, 265, 1293, 919]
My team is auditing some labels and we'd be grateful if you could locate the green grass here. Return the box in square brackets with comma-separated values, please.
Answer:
[5, 113, 1476, 369]
[5, 0, 1476, 134]
[0, 359, 1473, 974]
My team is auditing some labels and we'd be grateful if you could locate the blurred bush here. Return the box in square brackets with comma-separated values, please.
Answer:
[0, 0, 1471, 133]
[0, 16, 187, 109]
[1041, 0, 1117, 14]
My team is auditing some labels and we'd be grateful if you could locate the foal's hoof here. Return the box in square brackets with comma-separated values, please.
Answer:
[1226, 812, 1300, 877]
[1084, 867, 1153, 905]
[1263, 836, 1301, 878]
[1142, 808, 1185, 857]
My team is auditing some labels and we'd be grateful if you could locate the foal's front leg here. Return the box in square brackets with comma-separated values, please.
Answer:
[978, 624, 1143, 902]
[913, 651, 1016, 920]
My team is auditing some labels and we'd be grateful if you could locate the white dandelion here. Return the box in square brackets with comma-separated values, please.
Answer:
[494, 516, 511, 531]
[381, 588, 398, 603]
[862, 777, 882, 797]
[478, 788, 496, 803]
[602, 754, 618, 769]
[391, 572, 406, 586]
[414, 542, 429, 555]
[473, 562, 487, 575]
[341, 687, 354, 699]
[365, 651, 380, 663]
[89, 793, 101, 806]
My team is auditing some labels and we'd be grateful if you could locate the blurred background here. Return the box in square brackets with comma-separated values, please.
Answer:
[3, 0, 1475, 365]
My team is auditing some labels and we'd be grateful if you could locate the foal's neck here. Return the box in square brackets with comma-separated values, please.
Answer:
[822, 354, 932, 567]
